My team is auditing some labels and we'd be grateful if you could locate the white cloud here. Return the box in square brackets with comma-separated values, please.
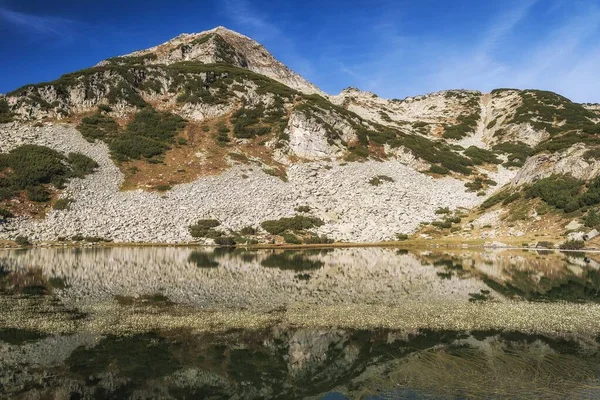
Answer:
[0, 7, 77, 38]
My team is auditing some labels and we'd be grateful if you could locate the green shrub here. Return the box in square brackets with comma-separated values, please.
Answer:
[53, 198, 73, 210]
[435, 207, 450, 214]
[155, 184, 172, 192]
[214, 236, 236, 246]
[14, 236, 30, 246]
[442, 111, 480, 140]
[396, 233, 409, 240]
[502, 192, 521, 205]
[584, 209, 600, 228]
[0, 145, 99, 204]
[480, 189, 520, 210]
[536, 241, 554, 249]
[303, 234, 334, 244]
[282, 233, 301, 244]
[83, 236, 110, 243]
[67, 153, 99, 178]
[559, 240, 585, 250]
[71, 234, 84, 241]
[431, 220, 452, 229]
[97, 104, 113, 113]
[464, 146, 501, 165]
[294, 205, 311, 213]
[525, 175, 584, 213]
[492, 142, 532, 168]
[465, 177, 497, 192]
[230, 104, 272, 139]
[0, 98, 14, 123]
[0, 145, 70, 188]
[261, 215, 325, 235]
[109, 108, 186, 161]
[429, 165, 449, 175]
[369, 175, 394, 186]
[189, 219, 221, 238]
[0, 208, 14, 219]
[27, 186, 51, 202]
[240, 226, 257, 235]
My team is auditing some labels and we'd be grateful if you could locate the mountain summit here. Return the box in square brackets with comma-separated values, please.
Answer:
[100, 26, 322, 95]
[1, 27, 600, 246]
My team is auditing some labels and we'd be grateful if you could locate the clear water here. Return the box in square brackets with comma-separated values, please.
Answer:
[1, 246, 600, 399]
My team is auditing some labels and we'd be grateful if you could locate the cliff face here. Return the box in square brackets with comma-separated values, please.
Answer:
[1, 27, 599, 244]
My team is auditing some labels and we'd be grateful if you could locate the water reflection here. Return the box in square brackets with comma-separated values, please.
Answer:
[0, 326, 599, 399]
[1, 246, 600, 306]
[2, 247, 600, 398]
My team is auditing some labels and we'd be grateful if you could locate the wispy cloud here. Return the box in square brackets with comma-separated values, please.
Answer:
[324, 0, 600, 102]
[478, 0, 539, 55]
[219, 0, 317, 81]
[220, 0, 280, 40]
[0, 7, 78, 38]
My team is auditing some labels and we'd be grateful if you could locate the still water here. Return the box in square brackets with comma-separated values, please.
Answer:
[1, 246, 600, 399]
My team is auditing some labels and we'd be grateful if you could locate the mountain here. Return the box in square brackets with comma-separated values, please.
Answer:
[1, 26, 600, 246]
[100, 26, 323, 95]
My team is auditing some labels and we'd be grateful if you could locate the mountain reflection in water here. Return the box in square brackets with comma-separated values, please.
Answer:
[1, 246, 600, 399]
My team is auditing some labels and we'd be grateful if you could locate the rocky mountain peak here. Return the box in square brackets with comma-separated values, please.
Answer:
[100, 26, 323, 95]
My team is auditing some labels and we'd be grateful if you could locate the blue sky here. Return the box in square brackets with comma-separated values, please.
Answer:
[1, 0, 600, 102]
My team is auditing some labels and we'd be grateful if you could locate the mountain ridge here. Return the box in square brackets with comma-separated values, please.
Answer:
[1, 27, 600, 247]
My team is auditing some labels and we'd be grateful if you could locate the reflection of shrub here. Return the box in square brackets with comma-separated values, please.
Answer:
[261, 251, 324, 271]
[188, 251, 219, 268]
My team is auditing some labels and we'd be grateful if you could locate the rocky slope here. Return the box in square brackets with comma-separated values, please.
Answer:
[1, 27, 600, 244]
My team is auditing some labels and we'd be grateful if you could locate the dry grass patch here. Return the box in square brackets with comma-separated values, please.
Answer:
[119, 113, 289, 191]
[120, 121, 230, 191]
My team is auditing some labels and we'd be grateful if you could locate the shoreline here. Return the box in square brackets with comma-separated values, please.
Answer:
[1, 237, 599, 252]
